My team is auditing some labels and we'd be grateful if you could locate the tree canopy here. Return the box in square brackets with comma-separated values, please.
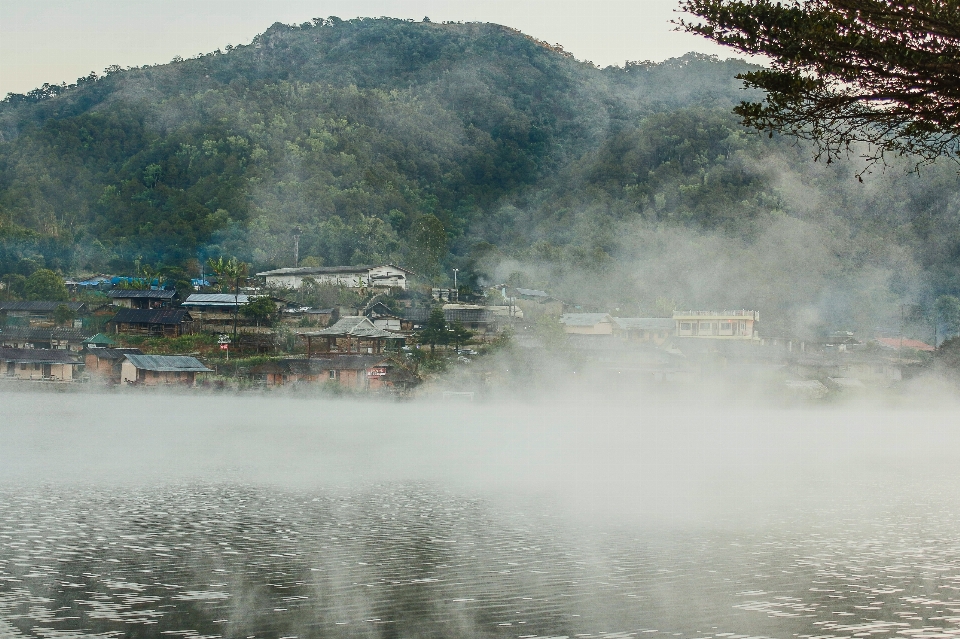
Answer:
[678, 0, 960, 169]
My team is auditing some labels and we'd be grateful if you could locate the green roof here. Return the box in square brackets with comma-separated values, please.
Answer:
[83, 333, 117, 346]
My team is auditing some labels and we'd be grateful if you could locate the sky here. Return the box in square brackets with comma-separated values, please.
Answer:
[0, 0, 732, 97]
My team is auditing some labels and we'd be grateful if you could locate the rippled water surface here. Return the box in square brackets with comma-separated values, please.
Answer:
[2, 480, 960, 639]
[3, 392, 960, 638]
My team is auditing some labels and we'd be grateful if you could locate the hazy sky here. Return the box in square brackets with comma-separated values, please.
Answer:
[0, 0, 731, 96]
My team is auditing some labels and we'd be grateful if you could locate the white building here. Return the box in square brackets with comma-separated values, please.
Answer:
[256, 265, 413, 290]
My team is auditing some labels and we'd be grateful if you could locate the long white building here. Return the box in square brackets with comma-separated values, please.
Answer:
[255, 265, 413, 290]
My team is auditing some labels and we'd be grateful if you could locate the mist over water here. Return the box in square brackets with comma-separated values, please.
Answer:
[3, 388, 960, 637]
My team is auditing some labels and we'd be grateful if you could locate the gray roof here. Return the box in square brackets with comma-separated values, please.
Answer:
[182, 293, 253, 307]
[300, 316, 400, 339]
[515, 288, 550, 298]
[123, 354, 212, 372]
[110, 308, 190, 325]
[611, 317, 676, 331]
[107, 289, 176, 299]
[1, 327, 90, 342]
[560, 313, 612, 327]
[0, 347, 79, 364]
[86, 347, 143, 361]
[0, 301, 86, 313]
[402, 308, 496, 324]
[256, 264, 413, 277]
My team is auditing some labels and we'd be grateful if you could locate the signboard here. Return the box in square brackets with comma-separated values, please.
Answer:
[367, 367, 387, 377]
[220, 344, 228, 350]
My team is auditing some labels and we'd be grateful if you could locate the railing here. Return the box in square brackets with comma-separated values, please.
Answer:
[673, 310, 759, 319]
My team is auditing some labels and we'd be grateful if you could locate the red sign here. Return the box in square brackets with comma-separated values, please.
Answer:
[220, 344, 228, 350]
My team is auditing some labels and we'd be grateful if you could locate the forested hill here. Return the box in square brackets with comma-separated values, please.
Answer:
[0, 18, 758, 273]
[2, 17, 960, 334]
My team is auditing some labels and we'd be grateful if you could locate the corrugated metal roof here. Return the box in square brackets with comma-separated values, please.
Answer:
[515, 288, 550, 298]
[0, 347, 79, 364]
[300, 317, 400, 339]
[0, 301, 86, 312]
[611, 317, 675, 331]
[123, 354, 212, 372]
[107, 289, 176, 299]
[1, 327, 89, 341]
[182, 293, 253, 306]
[257, 264, 413, 277]
[87, 347, 143, 360]
[402, 308, 496, 323]
[560, 313, 611, 326]
[82, 333, 116, 345]
[110, 309, 190, 325]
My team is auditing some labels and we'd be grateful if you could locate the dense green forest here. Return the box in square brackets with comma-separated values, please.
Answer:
[2, 17, 960, 336]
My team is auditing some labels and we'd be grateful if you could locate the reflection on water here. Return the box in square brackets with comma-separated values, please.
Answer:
[2, 481, 960, 639]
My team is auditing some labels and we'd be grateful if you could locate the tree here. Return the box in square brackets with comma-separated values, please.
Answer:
[241, 296, 278, 327]
[448, 320, 474, 352]
[207, 256, 248, 338]
[417, 307, 449, 353]
[23, 269, 68, 301]
[53, 304, 76, 327]
[678, 0, 960, 171]
[936, 294, 960, 341]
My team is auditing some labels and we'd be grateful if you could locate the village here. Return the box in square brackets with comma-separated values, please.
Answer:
[0, 262, 946, 399]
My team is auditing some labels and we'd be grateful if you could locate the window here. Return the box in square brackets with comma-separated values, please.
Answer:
[329, 370, 338, 379]
[699, 322, 712, 332]
[680, 322, 691, 331]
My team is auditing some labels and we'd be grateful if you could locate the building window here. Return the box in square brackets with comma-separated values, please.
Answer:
[699, 322, 712, 332]
[680, 322, 691, 331]
[329, 370, 338, 379]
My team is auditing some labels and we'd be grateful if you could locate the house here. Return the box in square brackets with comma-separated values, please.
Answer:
[400, 307, 500, 334]
[107, 289, 176, 309]
[674, 310, 760, 340]
[559, 313, 614, 335]
[120, 354, 211, 385]
[85, 347, 144, 384]
[0, 301, 87, 328]
[0, 347, 81, 381]
[875, 337, 935, 352]
[181, 294, 290, 331]
[281, 307, 337, 327]
[364, 301, 404, 331]
[0, 327, 90, 351]
[504, 287, 564, 321]
[108, 308, 192, 337]
[256, 264, 413, 290]
[611, 318, 676, 345]
[299, 316, 404, 357]
[251, 355, 415, 390]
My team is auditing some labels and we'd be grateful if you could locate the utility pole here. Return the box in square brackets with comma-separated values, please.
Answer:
[293, 226, 302, 268]
[452, 268, 459, 302]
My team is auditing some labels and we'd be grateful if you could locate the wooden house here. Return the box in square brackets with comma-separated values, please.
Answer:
[611, 318, 676, 345]
[107, 289, 176, 309]
[674, 310, 760, 340]
[251, 355, 415, 390]
[85, 347, 144, 384]
[108, 308, 192, 337]
[0, 301, 87, 328]
[0, 327, 90, 351]
[559, 313, 614, 335]
[0, 347, 81, 381]
[299, 317, 403, 357]
[120, 354, 211, 385]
